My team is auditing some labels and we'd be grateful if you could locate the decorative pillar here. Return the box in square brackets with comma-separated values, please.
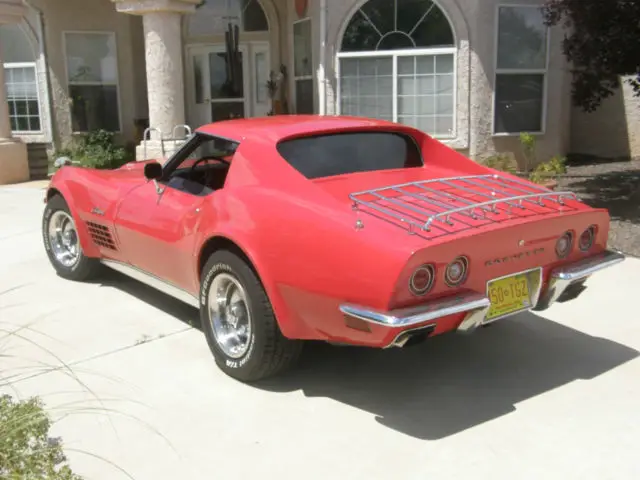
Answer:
[0, 0, 30, 185]
[112, 0, 200, 162]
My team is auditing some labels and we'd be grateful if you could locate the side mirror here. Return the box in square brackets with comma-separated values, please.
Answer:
[144, 162, 162, 180]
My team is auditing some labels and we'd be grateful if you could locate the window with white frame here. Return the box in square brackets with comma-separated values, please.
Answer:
[494, 5, 548, 134]
[293, 17, 314, 114]
[1, 24, 42, 133]
[4, 65, 41, 132]
[64, 32, 120, 132]
[338, 0, 456, 138]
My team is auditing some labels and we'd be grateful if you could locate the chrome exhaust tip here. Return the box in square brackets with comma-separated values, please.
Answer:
[387, 324, 436, 348]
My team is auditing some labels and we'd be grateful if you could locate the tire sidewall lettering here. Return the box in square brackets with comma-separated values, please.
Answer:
[202, 261, 256, 369]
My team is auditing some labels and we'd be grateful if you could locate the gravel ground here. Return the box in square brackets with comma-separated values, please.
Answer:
[556, 158, 640, 258]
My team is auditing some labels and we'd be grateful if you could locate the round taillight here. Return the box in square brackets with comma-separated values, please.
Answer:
[410, 264, 435, 296]
[555, 231, 573, 259]
[445, 256, 469, 287]
[579, 226, 596, 251]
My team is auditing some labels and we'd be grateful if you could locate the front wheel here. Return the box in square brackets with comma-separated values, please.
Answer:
[199, 250, 303, 382]
[42, 194, 102, 282]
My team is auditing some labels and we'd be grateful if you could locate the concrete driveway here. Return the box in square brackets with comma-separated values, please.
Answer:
[1, 183, 639, 480]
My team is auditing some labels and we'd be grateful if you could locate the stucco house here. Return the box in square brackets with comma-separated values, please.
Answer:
[1, 0, 638, 184]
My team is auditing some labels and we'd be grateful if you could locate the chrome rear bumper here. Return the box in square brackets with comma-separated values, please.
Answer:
[339, 249, 625, 346]
[534, 249, 625, 311]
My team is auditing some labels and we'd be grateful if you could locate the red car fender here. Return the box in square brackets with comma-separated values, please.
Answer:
[44, 178, 102, 259]
[193, 229, 314, 340]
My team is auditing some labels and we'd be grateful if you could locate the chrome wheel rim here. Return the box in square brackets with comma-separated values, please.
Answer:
[48, 211, 80, 268]
[208, 273, 252, 359]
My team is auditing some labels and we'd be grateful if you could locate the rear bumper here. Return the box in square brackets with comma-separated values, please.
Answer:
[534, 249, 625, 311]
[339, 249, 625, 346]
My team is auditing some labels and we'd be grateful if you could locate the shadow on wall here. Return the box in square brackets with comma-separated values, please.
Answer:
[570, 85, 633, 160]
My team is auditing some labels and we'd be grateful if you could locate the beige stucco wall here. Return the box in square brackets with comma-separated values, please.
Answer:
[570, 78, 640, 160]
[30, 0, 146, 149]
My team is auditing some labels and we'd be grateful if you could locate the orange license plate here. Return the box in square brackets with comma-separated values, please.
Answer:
[486, 271, 537, 322]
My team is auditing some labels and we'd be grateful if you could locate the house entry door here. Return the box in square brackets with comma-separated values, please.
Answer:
[187, 43, 270, 127]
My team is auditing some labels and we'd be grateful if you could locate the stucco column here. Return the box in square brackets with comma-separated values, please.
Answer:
[0, 1, 30, 185]
[142, 12, 184, 139]
[112, 0, 200, 161]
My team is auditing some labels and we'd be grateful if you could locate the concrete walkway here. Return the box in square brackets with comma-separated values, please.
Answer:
[1, 185, 639, 479]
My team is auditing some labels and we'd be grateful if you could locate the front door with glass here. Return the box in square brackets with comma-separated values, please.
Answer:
[187, 43, 270, 127]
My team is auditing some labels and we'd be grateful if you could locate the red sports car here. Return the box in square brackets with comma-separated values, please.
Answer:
[42, 115, 625, 382]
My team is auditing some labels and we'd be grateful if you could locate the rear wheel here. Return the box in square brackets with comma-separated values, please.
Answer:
[42, 194, 102, 281]
[199, 250, 303, 382]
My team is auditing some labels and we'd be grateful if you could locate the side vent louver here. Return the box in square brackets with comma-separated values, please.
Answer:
[86, 221, 117, 251]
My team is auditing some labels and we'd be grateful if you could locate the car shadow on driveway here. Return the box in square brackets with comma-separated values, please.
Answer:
[97, 271, 638, 441]
[256, 314, 639, 440]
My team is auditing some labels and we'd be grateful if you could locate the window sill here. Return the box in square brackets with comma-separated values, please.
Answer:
[492, 131, 545, 138]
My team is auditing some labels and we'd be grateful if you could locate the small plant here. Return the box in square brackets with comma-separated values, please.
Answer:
[0, 395, 82, 479]
[482, 153, 518, 174]
[520, 132, 537, 172]
[529, 155, 567, 184]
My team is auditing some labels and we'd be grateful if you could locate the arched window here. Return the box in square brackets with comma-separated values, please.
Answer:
[189, 0, 268, 37]
[338, 0, 456, 138]
[0, 24, 42, 133]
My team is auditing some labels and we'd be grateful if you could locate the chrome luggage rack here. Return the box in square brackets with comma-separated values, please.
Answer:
[350, 174, 580, 238]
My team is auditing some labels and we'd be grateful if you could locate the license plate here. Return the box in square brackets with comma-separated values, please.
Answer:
[485, 270, 540, 322]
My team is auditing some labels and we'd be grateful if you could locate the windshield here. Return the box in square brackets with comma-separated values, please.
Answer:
[276, 131, 423, 179]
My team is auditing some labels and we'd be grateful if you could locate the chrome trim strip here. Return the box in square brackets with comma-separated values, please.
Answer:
[535, 249, 626, 311]
[340, 292, 491, 329]
[100, 259, 200, 308]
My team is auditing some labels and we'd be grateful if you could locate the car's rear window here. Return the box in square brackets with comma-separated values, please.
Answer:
[276, 131, 423, 179]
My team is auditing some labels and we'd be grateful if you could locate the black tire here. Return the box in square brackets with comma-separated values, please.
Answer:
[199, 250, 303, 382]
[42, 194, 102, 282]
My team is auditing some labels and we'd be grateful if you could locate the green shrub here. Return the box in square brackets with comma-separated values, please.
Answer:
[54, 130, 132, 170]
[529, 155, 567, 184]
[0, 395, 82, 479]
[482, 153, 518, 174]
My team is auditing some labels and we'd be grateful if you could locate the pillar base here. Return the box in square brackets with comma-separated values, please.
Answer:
[135, 139, 187, 163]
[0, 138, 30, 185]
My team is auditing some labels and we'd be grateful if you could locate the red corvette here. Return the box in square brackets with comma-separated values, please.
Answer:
[42, 115, 625, 382]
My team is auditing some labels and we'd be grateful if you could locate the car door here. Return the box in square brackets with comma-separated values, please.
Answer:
[114, 179, 208, 295]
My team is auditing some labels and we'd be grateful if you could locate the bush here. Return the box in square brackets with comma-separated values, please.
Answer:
[482, 153, 518, 174]
[54, 130, 133, 170]
[0, 395, 82, 479]
[529, 155, 567, 184]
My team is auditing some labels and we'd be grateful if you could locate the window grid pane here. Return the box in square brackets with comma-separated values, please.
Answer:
[395, 54, 454, 137]
[4, 65, 41, 132]
[340, 57, 393, 122]
[340, 54, 454, 137]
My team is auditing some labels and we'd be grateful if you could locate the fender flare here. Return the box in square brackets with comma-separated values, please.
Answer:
[45, 185, 101, 258]
[195, 234, 314, 340]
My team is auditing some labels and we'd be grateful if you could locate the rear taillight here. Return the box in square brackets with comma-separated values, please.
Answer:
[409, 264, 435, 296]
[445, 256, 469, 287]
[556, 231, 573, 258]
[579, 226, 596, 251]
